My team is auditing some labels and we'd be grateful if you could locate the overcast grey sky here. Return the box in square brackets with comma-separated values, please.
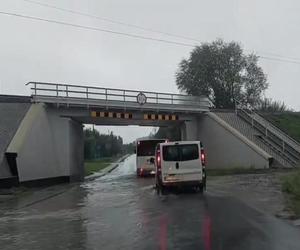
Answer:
[0, 0, 299, 143]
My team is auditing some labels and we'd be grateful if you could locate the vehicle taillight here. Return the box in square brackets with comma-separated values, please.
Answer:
[156, 150, 161, 171]
[201, 149, 205, 166]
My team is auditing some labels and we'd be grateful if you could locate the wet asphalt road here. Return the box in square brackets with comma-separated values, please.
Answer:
[0, 154, 300, 250]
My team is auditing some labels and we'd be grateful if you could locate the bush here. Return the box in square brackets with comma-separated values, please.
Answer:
[282, 170, 300, 217]
[282, 170, 300, 198]
[256, 98, 290, 113]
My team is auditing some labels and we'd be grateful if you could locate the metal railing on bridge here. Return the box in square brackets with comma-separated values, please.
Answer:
[26, 82, 211, 113]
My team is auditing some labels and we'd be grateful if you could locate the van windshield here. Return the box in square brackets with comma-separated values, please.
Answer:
[163, 144, 199, 161]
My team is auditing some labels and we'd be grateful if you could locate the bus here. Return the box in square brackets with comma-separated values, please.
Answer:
[136, 138, 167, 177]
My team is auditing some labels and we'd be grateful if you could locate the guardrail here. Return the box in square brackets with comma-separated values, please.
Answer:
[26, 82, 211, 111]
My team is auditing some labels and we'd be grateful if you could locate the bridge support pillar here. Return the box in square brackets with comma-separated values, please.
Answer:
[180, 123, 187, 141]
[6, 104, 84, 184]
[181, 113, 271, 169]
[197, 113, 271, 169]
[180, 120, 198, 141]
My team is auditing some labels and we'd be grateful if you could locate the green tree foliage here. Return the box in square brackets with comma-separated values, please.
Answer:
[243, 55, 269, 107]
[84, 128, 123, 160]
[122, 142, 135, 154]
[176, 39, 268, 108]
[257, 98, 289, 113]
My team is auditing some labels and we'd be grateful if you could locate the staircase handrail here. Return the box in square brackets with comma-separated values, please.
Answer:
[235, 100, 300, 153]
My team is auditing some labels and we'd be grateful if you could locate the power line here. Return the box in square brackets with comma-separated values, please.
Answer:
[21, 0, 202, 43]
[259, 55, 300, 65]
[252, 50, 300, 62]
[1, 10, 300, 65]
[0, 11, 196, 47]
[20, 0, 300, 64]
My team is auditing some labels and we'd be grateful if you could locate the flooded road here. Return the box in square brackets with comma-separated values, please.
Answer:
[1, 154, 300, 250]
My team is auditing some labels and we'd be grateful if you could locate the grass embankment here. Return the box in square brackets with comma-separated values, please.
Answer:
[263, 113, 300, 217]
[282, 170, 300, 217]
[84, 157, 116, 176]
[263, 113, 300, 142]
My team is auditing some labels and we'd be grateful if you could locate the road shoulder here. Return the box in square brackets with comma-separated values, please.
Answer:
[85, 154, 130, 181]
[207, 171, 300, 228]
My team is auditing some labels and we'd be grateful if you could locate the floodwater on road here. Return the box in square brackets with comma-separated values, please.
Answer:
[0, 154, 300, 250]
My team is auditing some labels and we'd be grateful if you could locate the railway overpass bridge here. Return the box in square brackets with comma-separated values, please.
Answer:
[1, 82, 298, 187]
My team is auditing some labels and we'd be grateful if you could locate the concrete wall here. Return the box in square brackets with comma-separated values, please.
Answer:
[0, 102, 30, 179]
[7, 104, 84, 183]
[181, 120, 198, 141]
[181, 113, 271, 169]
[180, 123, 186, 141]
[0, 159, 12, 179]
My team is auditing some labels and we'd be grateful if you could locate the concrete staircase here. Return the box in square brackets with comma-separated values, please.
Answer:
[214, 110, 300, 168]
[0, 96, 30, 185]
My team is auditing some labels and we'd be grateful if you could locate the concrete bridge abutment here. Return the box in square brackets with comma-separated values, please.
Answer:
[6, 103, 84, 184]
[180, 113, 271, 169]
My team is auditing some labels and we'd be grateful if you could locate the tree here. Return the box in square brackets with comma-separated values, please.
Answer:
[83, 128, 124, 159]
[84, 128, 97, 159]
[122, 142, 135, 154]
[176, 39, 268, 109]
[242, 54, 268, 107]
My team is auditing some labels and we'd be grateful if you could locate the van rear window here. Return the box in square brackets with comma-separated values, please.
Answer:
[163, 144, 199, 161]
[137, 140, 165, 156]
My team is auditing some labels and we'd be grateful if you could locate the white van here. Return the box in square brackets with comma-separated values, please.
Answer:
[136, 138, 167, 177]
[155, 141, 206, 193]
